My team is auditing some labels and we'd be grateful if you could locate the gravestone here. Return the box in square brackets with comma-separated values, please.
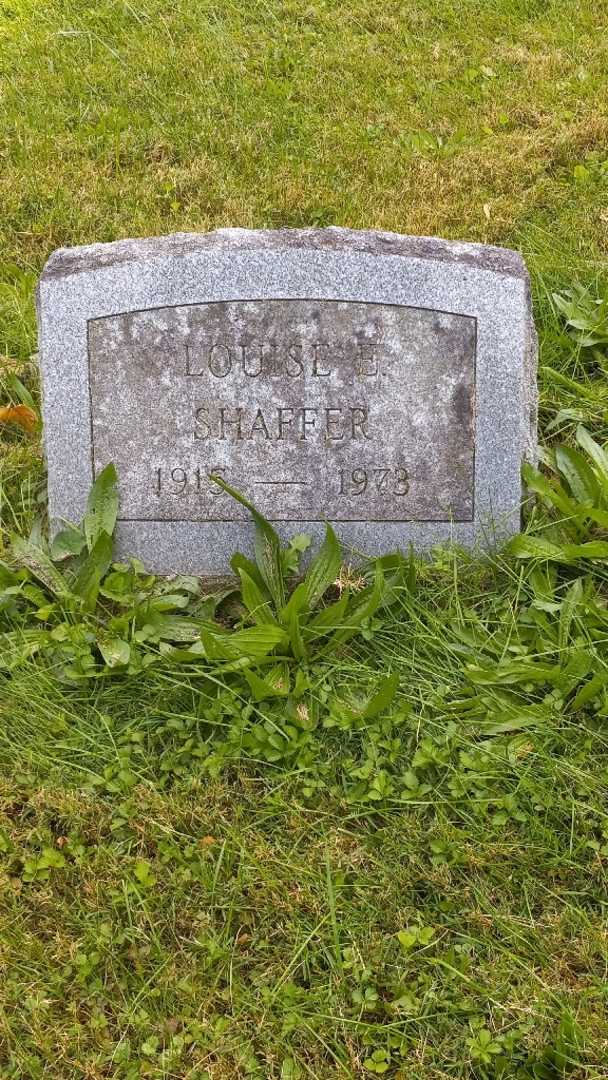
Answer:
[37, 228, 537, 574]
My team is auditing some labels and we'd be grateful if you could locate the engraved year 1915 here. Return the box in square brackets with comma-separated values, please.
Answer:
[152, 466, 227, 496]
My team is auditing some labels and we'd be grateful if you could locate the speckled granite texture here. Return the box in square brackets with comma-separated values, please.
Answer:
[37, 227, 537, 574]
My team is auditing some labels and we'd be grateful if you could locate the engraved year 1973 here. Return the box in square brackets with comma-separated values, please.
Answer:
[338, 467, 409, 496]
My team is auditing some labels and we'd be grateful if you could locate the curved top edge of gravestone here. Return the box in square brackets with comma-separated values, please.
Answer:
[39, 226, 529, 282]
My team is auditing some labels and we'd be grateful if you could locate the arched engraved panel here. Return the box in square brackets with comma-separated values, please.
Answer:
[87, 298, 476, 524]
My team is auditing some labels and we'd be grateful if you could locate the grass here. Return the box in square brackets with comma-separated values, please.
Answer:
[1, 0, 608, 1076]
[2, 560, 608, 1079]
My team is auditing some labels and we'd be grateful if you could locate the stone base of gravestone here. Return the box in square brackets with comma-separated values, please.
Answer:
[37, 228, 537, 575]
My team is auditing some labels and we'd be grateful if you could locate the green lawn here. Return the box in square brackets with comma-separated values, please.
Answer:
[1, 1, 608, 1077]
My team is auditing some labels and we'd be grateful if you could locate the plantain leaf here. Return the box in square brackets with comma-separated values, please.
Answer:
[584, 506, 608, 528]
[302, 522, 341, 609]
[481, 712, 544, 734]
[148, 614, 215, 642]
[467, 660, 561, 686]
[84, 463, 119, 552]
[522, 462, 577, 518]
[575, 425, 608, 492]
[231, 551, 267, 592]
[5, 372, 36, 410]
[229, 625, 288, 657]
[50, 523, 87, 561]
[11, 535, 73, 598]
[562, 540, 608, 559]
[570, 670, 608, 711]
[201, 624, 287, 662]
[557, 647, 592, 693]
[199, 628, 230, 661]
[558, 578, 583, 650]
[72, 531, 113, 610]
[212, 476, 285, 608]
[507, 535, 566, 561]
[307, 590, 350, 634]
[237, 567, 277, 625]
[242, 666, 289, 701]
[280, 581, 308, 659]
[555, 445, 600, 506]
[98, 637, 130, 667]
[509, 533, 608, 563]
[158, 640, 206, 663]
[362, 672, 400, 718]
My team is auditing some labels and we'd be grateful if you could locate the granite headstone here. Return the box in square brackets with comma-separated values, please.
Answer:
[37, 228, 537, 574]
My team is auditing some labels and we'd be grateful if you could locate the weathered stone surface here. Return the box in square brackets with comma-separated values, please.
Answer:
[37, 227, 537, 574]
